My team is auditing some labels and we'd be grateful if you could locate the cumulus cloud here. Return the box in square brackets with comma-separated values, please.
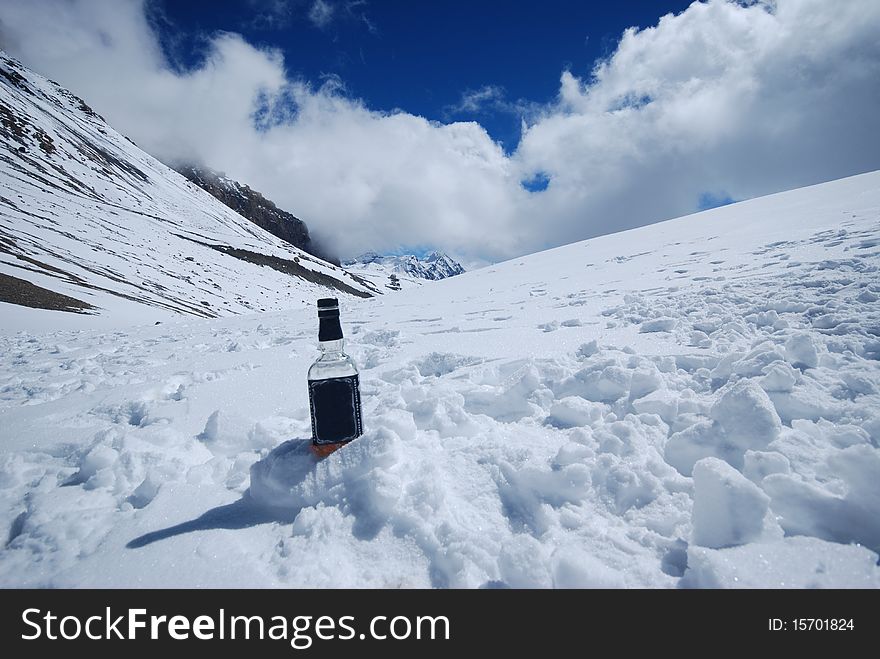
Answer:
[514, 0, 880, 248]
[0, 0, 879, 263]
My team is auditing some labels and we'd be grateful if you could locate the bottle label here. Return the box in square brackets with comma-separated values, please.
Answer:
[309, 374, 363, 445]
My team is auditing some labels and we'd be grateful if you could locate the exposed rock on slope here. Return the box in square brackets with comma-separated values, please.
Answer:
[174, 164, 340, 266]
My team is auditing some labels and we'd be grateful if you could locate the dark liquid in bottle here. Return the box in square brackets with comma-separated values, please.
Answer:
[309, 374, 363, 445]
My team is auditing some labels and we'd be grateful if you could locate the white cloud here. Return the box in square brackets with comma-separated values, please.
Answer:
[514, 0, 880, 248]
[308, 0, 335, 29]
[245, 0, 296, 30]
[1, 0, 879, 264]
[449, 85, 507, 114]
[444, 85, 541, 128]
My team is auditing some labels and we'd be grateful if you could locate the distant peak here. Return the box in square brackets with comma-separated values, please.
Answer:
[344, 250, 465, 282]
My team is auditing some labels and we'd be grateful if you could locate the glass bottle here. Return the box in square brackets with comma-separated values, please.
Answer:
[307, 298, 363, 457]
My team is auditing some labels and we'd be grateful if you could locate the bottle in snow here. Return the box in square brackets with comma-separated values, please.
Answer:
[308, 298, 363, 457]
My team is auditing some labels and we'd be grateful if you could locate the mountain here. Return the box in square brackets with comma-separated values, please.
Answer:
[2, 170, 878, 587]
[343, 250, 465, 291]
[0, 52, 376, 326]
[172, 164, 340, 266]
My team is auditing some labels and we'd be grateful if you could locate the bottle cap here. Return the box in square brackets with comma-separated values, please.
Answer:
[317, 298, 340, 319]
[317, 298, 343, 340]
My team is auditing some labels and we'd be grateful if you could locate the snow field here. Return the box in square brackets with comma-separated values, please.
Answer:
[1, 172, 880, 587]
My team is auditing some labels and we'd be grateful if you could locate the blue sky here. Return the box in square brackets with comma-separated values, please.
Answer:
[1, 0, 879, 263]
[151, 1, 694, 151]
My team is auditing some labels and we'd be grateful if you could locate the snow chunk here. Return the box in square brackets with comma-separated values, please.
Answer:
[689, 330, 712, 348]
[552, 442, 596, 468]
[665, 379, 782, 475]
[760, 362, 798, 392]
[631, 389, 678, 423]
[762, 445, 880, 552]
[733, 343, 786, 378]
[69, 445, 119, 488]
[249, 430, 402, 514]
[374, 408, 417, 442]
[753, 310, 779, 327]
[692, 457, 771, 549]
[665, 421, 722, 476]
[414, 352, 482, 377]
[710, 379, 782, 453]
[629, 368, 662, 400]
[580, 366, 631, 402]
[784, 333, 819, 369]
[552, 547, 626, 588]
[547, 397, 605, 429]
[359, 329, 400, 347]
[742, 450, 790, 483]
[498, 535, 551, 588]
[682, 536, 880, 588]
[575, 340, 598, 358]
[198, 410, 273, 456]
[639, 317, 676, 333]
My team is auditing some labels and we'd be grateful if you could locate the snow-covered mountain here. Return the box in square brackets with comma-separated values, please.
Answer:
[0, 53, 377, 327]
[343, 251, 465, 291]
[173, 164, 340, 266]
[1, 170, 878, 588]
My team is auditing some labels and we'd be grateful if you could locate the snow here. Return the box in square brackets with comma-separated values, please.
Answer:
[2, 150, 880, 585]
[682, 537, 880, 588]
[691, 457, 774, 549]
[342, 251, 466, 292]
[0, 52, 374, 330]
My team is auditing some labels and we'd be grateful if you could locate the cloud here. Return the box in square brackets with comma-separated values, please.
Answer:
[1, 0, 879, 264]
[245, 0, 296, 31]
[514, 0, 880, 248]
[444, 85, 540, 124]
[449, 85, 508, 114]
[308, 0, 335, 29]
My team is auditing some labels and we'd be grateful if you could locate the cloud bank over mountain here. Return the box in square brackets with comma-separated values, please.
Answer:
[1, 0, 878, 261]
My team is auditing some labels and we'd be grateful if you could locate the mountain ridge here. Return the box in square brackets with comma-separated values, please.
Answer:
[343, 250, 465, 291]
[172, 164, 340, 266]
[0, 52, 376, 324]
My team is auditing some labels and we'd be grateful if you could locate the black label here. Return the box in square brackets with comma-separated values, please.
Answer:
[308, 374, 363, 444]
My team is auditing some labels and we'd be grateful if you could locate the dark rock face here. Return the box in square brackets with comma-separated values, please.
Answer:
[174, 164, 340, 265]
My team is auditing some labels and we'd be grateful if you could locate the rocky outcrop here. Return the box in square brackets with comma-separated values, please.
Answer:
[175, 164, 340, 265]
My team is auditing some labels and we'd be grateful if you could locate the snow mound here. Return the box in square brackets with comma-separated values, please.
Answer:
[691, 457, 773, 548]
[762, 445, 880, 552]
[665, 379, 782, 475]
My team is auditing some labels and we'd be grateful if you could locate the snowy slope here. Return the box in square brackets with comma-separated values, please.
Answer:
[1, 164, 879, 587]
[343, 251, 465, 292]
[173, 164, 340, 265]
[0, 53, 375, 329]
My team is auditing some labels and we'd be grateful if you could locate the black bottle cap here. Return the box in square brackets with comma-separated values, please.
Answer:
[317, 298, 340, 320]
[317, 298, 343, 341]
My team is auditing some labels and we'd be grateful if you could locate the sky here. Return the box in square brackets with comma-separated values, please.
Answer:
[147, 0, 696, 152]
[1, 0, 879, 265]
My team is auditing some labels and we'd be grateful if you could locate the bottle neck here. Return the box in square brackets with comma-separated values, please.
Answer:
[318, 338, 345, 355]
[318, 315, 343, 343]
